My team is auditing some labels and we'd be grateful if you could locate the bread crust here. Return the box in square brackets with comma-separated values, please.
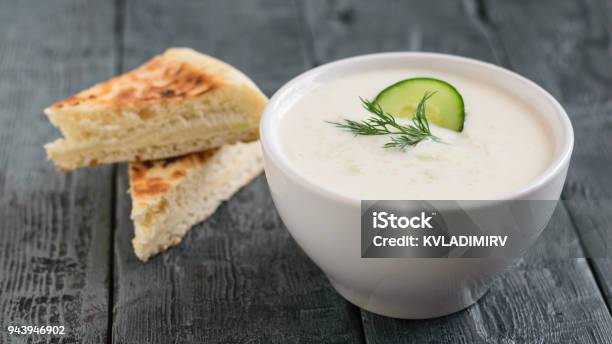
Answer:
[128, 141, 264, 261]
[129, 149, 219, 210]
[44, 48, 267, 170]
[47, 48, 258, 111]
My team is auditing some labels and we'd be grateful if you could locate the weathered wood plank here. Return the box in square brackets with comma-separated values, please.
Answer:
[301, 0, 496, 63]
[0, 0, 115, 343]
[302, 0, 612, 342]
[482, 0, 612, 311]
[112, 1, 364, 343]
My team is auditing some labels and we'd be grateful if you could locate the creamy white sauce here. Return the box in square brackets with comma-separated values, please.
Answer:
[279, 69, 554, 200]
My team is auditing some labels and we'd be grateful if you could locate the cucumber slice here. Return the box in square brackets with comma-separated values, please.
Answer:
[374, 77, 465, 132]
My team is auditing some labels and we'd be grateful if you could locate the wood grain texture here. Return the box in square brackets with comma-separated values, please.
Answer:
[300, 0, 496, 63]
[481, 0, 612, 312]
[301, 0, 612, 342]
[112, 1, 364, 343]
[0, 0, 115, 343]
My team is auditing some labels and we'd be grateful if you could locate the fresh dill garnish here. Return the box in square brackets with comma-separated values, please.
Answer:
[329, 92, 440, 151]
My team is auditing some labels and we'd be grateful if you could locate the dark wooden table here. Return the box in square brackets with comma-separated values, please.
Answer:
[1, 0, 612, 343]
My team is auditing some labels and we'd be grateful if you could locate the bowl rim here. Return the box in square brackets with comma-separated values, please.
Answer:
[260, 52, 574, 206]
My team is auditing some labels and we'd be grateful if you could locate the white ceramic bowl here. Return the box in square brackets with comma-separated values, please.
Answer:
[260, 53, 574, 319]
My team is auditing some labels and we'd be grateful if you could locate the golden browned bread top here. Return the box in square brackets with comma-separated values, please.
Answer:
[129, 149, 218, 210]
[47, 48, 261, 112]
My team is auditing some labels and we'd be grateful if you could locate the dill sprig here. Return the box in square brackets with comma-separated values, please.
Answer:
[329, 92, 440, 151]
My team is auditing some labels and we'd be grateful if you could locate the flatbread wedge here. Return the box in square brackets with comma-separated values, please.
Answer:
[45, 48, 267, 171]
[129, 141, 263, 261]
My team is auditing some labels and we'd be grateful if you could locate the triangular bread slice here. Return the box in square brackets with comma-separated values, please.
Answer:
[129, 141, 263, 261]
[45, 48, 267, 171]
